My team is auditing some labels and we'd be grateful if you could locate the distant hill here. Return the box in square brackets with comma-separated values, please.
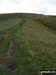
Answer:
[0, 13, 56, 75]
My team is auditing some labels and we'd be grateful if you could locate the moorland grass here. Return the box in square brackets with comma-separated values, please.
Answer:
[0, 13, 56, 75]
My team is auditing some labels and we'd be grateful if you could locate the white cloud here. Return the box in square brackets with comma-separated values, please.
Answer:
[47, 4, 56, 15]
[0, 0, 56, 15]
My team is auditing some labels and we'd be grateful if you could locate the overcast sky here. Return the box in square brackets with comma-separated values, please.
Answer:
[0, 0, 56, 15]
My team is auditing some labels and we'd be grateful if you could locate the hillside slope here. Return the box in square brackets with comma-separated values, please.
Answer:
[0, 13, 56, 75]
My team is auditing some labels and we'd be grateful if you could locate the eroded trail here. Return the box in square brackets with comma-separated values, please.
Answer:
[5, 37, 16, 70]
[0, 20, 25, 70]
[0, 35, 17, 70]
[7, 37, 16, 57]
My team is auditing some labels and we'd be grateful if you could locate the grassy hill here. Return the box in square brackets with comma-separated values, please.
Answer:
[0, 13, 56, 75]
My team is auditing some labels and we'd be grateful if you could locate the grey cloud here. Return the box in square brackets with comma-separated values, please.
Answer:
[0, 0, 2, 1]
[49, 0, 56, 4]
